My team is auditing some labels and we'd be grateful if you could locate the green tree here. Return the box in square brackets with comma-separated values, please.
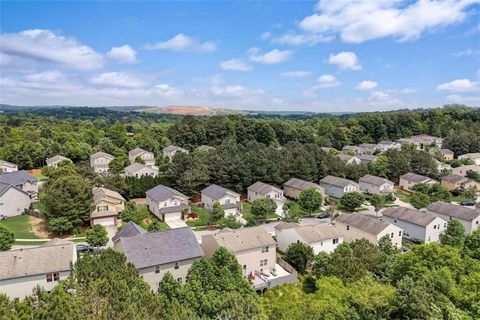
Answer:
[48, 216, 74, 235]
[250, 198, 277, 219]
[463, 230, 480, 259]
[298, 188, 323, 214]
[217, 215, 242, 229]
[312, 252, 331, 278]
[147, 220, 166, 232]
[440, 220, 465, 248]
[339, 192, 365, 211]
[369, 194, 385, 213]
[210, 202, 225, 223]
[85, 225, 109, 247]
[284, 242, 314, 274]
[0, 225, 14, 251]
[410, 192, 431, 209]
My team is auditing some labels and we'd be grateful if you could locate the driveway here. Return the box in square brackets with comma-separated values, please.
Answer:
[166, 219, 188, 229]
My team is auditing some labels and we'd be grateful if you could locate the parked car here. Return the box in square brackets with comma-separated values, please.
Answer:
[76, 244, 94, 252]
[316, 212, 330, 219]
[460, 202, 475, 206]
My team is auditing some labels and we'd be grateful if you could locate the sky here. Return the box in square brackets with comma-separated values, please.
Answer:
[0, 0, 479, 112]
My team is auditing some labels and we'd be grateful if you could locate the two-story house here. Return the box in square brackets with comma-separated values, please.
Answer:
[201, 226, 297, 293]
[124, 163, 159, 178]
[45, 155, 72, 167]
[247, 181, 286, 217]
[452, 165, 480, 176]
[338, 154, 361, 165]
[0, 239, 76, 299]
[0, 160, 18, 173]
[319, 175, 359, 198]
[0, 170, 38, 197]
[90, 151, 115, 173]
[376, 141, 401, 152]
[399, 173, 437, 192]
[441, 174, 478, 191]
[0, 182, 31, 218]
[128, 147, 155, 166]
[427, 201, 480, 234]
[146, 184, 189, 224]
[335, 213, 403, 248]
[113, 225, 203, 291]
[201, 184, 241, 216]
[275, 222, 343, 254]
[458, 153, 480, 165]
[283, 178, 325, 200]
[359, 174, 394, 195]
[162, 145, 188, 162]
[90, 187, 126, 226]
[382, 207, 447, 243]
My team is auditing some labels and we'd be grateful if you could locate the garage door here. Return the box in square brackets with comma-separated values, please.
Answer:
[164, 212, 182, 221]
[93, 217, 115, 226]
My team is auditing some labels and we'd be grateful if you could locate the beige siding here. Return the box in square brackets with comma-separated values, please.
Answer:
[335, 220, 403, 248]
[140, 258, 199, 291]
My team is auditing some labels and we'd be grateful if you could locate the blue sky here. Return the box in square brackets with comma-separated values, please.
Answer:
[0, 0, 479, 112]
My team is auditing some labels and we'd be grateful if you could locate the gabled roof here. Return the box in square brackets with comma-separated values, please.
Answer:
[158, 204, 189, 214]
[378, 140, 395, 145]
[427, 201, 480, 222]
[399, 173, 433, 184]
[440, 149, 454, 155]
[247, 181, 282, 195]
[0, 182, 29, 197]
[357, 154, 377, 162]
[202, 184, 239, 200]
[359, 174, 393, 186]
[93, 187, 125, 204]
[124, 163, 157, 174]
[120, 227, 203, 269]
[335, 213, 391, 235]
[212, 226, 276, 252]
[90, 210, 118, 219]
[90, 151, 114, 160]
[274, 222, 299, 231]
[0, 239, 75, 280]
[283, 178, 322, 191]
[0, 160, 17, 168]
[46, 155, 71, 165]
[163, 145, 187, 153]
[338, 154, 359, 163]
[112, 221, 146, 242]
[319, 175, 358, 188]
[441, 174, 469, 183]
[0, 170, 37, 186]
[382, 207, 439, 227]
[146, 184, 188, 202]
[294, 224, 342, 243]
[358, 143, 377, 149]
[128, 147, 151, 159]
[459, 152, 480, 159]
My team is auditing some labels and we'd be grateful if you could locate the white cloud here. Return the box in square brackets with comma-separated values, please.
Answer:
[25, 70, 66, 83]
[107, 45, 137, 64]
[154, 84, 182, 97]
[260, 32, 272, 40]
[314, 74, 340, 88]
[453, 48, 480, 57]
[210, 85, 264, 97]
[437, 79, 480, 92]
[356, 80, 378, 90]
[299, 0, 477, 43]
[0, 29, 104, 70]
[369, 91, 390, 101]
[90, 72, 149, 88]
[280, 71, 312, 78]
[220, 59, 253, 72]
[272, 32, 333, 46]
[328, 51, 361, 70]
[248, 48, 293, 64]
[446, 94, 480, 104]
[145, 33, 216, 52]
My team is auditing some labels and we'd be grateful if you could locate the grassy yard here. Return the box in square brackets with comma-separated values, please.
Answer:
[186, 206, 209, 227]
[242, 202, 280, 220]
[0, 215, 40, 239]
[395, 190, 412, 203]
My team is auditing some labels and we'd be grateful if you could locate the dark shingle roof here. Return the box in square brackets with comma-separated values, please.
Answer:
[382, 207, 438, 227]
[202, 184, 239, 200]
[335, 213, 390, 235]
[441, 174, 468, 183]
[400, 173, 433, 184]
[427, 201, 480, 222]
[163, 145, 187, 153]
[158, 204, 189, 214]
[120, 227, 203, 269]
[146, 184, 188, 202]
[359, 174, 393, 186]
[112, 221, 146, 242]
[0, 170, 37, 186]
[283, 178, 321, 191]
[248, 181, 282, 195]
[319, 175, 358, 188]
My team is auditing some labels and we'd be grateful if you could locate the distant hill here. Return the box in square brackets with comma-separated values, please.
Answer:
[137, 106, 246, 116]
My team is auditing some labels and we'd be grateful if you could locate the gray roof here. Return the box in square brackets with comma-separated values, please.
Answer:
[212, 226, 276, 252]
[158, 204, 190, 215]
[120, 227, 204, 269]
[460, 153, 480, 159]
[320, 175, 358, 188]
[400, 173, 433, 184]
[0, 182, 29, 197]
[378, 140, 395, 145]
[124, 162, 156, 174]
[196, 145, 216, 151]
[146, 184, 188, 202]
[342, 145, 360, 151]
[382, 207, 438, 227]
[112, 221, 146, 242]
[202, 184, 239, 200]
[283, 178, 321, 191]
[357, 154, 377, 162]
[0, 170, 37, 186]
[46, 155, 71, 165]
[248, 181, 282, 195]
[295, 224, 342, 243]
[359, 143, 377, 149]
[359, 174, 393, 186]
[163, 145, 187, 153]
[442, 174, 468, 183]
[440, 149, 454, 155]
[0, 239, 75, 280]
[128, 147, 148, 158]
[427, 201, 480, 222]
[274, 222, 299, 231]
[338, 154, 359, 162]
[90, 151, 114, 160]
[0, 160, 17, 168]
[335, 213, 390, 235]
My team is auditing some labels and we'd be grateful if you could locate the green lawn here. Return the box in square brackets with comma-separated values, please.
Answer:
[242, 202, 280, 220]
[186, 206, 209, 227]
[395, 190, 412, 203]
[0, 215, 40, 239]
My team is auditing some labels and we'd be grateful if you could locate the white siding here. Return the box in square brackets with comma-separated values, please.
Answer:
[382, 216, 446, 243]
[0, 270, 70, 299]
[0, 188, 31, 217]
[140, 258, 199, 291]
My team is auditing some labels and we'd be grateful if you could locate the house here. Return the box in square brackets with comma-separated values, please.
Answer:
[128, 148, 155, 166]
[274, 222, 343, 254]
[334, 213, 403, 248]
[338, 154, 361, 165]
[113, 226, 203, 291]
[439, 149, 454, 161]
[376, 141, 401, 152]
[247, 181, 286, 217]
[201, 184, 241, 216]
[319, 175, 359, 198]
[398, 134, 443, 150]
[124, 163, 159, 178]
[196, 145, 216, 152]
[146, 184, 189, 223]
[458, 153, 480, 165]
[90, 151, 114, 173]
[441, 175, 478, 191]
[283, 178, 325, 200]
[399, 173, 437, 192]
[90, 187, 126, 226]
[45, 155, 72, 167]
[435, 159, 452, 173]
[0, 182, 31, 218]
[0, 239, 76, 299]
[0, 160, 18, 173]
[452, 165, 480, 176]
[358, 143, 378, 154]
[201, 226, 297, 293]
[341, 145, 361, 155]
[427, 201, 480, 234]
[0, 170, 38, 196]
[359, 174, 394, 195]
[382, 207, 447, 243]
[357, 154, 377, 164]
[112, 221, 147, 243]
[162, 145, 188, 162]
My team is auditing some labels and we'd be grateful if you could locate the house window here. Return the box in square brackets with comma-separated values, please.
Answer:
[225, 198, 230, 204]
[46, 273, 53, 282]
[261, 246, 269, 253]
[398, 231, 402, 236]
[174, 262, 179, 270]
[444, 223, 447, 228]
[434, 225, 437, 229]
[260, 259, 268, 267]
[333, 238, 339, 244]
[346, 225, 350, 231]
[98, 205, 108, 212]
[53, 272, 60, 281]
[177, 278, 182, 284]
[391, 233, 394, 238]
[154, 265, 160, 274]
